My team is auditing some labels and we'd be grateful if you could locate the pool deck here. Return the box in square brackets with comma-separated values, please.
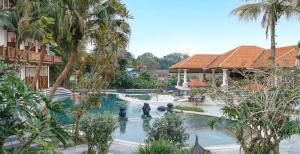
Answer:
[56, 139, 242, 154]
[56, 136, 300, 154]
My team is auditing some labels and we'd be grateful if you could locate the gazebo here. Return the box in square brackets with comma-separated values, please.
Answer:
[170, 45, 299, 89]
[169, 54, 218, 89]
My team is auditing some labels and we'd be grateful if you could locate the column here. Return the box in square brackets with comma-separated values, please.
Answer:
[202, 68, 207, 81]
[20, 65, 26, 80]
[47, 66, 50, 88]
[177, 69, 181, 86]
[221, 69, 228, 87]
[183, 69, 188, 88]
[20, 42, 25, 50]
[211, 69, 216, 86]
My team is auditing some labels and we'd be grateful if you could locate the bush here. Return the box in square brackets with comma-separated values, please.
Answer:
[80, 113, 117, 154]
[0, 62, 69, 153]
[174, 106, 204, 112]
[146, 113, 189, 146]
[135, 140, 189, 154]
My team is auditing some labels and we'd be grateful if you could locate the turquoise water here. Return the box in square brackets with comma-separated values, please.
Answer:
[55, 94, 236, 146]
[125, 94, 151, 100]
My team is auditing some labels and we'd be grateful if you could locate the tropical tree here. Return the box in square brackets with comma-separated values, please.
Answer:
[232, 0, 300, 62]
[159, 53, 188, 69]
[49, 0, 131, 96]
[137, 53, 160, 70]
[0, 62, 69, 152]
[208, 67, 300, 154]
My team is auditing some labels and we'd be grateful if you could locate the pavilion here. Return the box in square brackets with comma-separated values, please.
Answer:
[169, 45, 299, 89]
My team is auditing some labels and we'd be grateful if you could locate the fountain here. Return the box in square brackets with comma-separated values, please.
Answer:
[167, 103, 174, 112]
[119, 107, 128, 120]
[157, 106, 167, 112]
[142, 103, 151, 118]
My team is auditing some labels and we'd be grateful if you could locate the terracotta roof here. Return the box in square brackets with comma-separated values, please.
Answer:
[252, 46, 299, 68]
[169, 45, 299, 72]
[170, 54, 218, 69]
[208, 46, 265, 69]
[188, 80, 209, 87]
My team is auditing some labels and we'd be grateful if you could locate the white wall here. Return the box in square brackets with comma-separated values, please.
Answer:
[0, 27, 7, 47]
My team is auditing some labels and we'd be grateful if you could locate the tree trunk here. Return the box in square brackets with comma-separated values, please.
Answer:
[49, 40, 78, 96]
[270, 21, 276, 64]
[31, 45, 47, 90]
[273, 142, 280, 154]
[0, 141, 3, 152]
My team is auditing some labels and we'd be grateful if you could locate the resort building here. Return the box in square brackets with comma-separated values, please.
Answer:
[0, 0, 62, 89]
[170, 45, 299, 89]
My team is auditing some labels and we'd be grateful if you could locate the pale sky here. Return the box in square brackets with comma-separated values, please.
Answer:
[123, 0, 300, 58]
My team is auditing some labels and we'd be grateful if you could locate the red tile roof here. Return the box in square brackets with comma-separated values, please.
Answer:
[188, 80, 209, 87]
[170, 45, 298, 72]
[209, 46, 265, 69]
[169, 54, 218, 69]
[252, 46, 298, 68]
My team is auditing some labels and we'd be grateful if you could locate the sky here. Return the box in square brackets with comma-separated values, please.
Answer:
[123, 0, 300, 58]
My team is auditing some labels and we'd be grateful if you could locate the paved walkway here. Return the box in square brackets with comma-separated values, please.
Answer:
[56, 140, 140, 154]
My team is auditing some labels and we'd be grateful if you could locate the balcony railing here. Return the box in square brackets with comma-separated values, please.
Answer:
[0, 46, 62, 64]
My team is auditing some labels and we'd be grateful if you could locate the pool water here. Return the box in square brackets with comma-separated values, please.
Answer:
[55, 94, 236, 146]
[124, 94, 151, 100]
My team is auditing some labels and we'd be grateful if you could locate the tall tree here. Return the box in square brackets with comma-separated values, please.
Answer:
[159, 53, 188, 69]
[137, 52, 160, 70]
[232, 0, 300, 62]
[49, 0, 130, 96]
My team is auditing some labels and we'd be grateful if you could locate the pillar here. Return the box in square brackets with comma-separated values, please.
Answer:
[221, 69, 228, 87]
[47, 66, 50, 88]
[183, 69, 188, 88]
[20, 65, 26, 80]
[177, 69, 181, 86]
[202, 68, 207, 81]
[20, 42, 25, 50]
[211, 69, 216, 86]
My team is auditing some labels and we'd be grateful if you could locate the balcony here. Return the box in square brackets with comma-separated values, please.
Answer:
[0, 0, 16, 10]
[0, 46, 62, 65]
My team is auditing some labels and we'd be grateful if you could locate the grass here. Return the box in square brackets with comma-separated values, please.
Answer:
[174, 106, 204, 112]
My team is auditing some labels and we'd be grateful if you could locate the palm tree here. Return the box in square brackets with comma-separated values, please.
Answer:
[232, 0, 300, 62]
[49, 0, 130, 96]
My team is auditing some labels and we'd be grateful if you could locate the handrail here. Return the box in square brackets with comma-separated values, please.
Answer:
[0, 46, 62, 64]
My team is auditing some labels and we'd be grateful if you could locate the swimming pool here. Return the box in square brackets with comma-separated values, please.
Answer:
[55, 94, 236, 146]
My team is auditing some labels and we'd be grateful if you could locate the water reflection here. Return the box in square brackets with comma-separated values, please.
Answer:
[118, 118, 128, 134]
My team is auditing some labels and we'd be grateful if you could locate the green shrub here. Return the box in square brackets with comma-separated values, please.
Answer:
[135, 140, 189, 154]
[174, 106, 204, 112]
[0, 62, 69, 153]
[80, 113, 117, 154]
[146, 113, 189, 146]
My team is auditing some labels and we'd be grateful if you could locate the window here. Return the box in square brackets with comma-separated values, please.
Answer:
[0, 0, 9, 10]
[0, 0, 10, 10]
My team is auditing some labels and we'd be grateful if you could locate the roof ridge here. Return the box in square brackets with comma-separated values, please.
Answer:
[251, 48, 266, 68]
[218, 46, 241, 67]
[275, 48, 295, 61]
[206, 55, 220, 68]
[177, 55, 193, 68]
[194, 54, 219, 56]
